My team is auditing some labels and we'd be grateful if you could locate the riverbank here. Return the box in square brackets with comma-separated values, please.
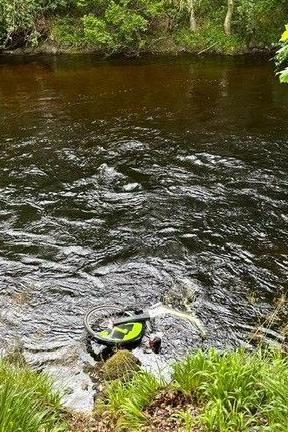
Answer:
[1, 1, 287, 57]
[0, 22, 279, 58]
[2, 38, 275, 57]
[3, 347, 288, 431]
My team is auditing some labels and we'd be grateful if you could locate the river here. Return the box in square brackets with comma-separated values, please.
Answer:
[0, 54, 287, 409]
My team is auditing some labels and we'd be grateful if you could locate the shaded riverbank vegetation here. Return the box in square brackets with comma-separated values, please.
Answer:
[0, 0, 288, 55]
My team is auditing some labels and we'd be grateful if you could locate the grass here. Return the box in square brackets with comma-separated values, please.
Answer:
[172, 410, 195, 431]
[96, 347, 288, 431]
[0, 357, 67, 432]
[2, 345, 288, 431]
[95, 370, 162, 430]
[174, 348, 288, 431]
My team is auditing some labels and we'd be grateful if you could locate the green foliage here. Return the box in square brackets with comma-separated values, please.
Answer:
[0, 0, 71, 47]
[235, 0, 288, 46]
[96, 370, 162, 430]
[52, 17, 85, 45]
[172, 410, 195, 431]
[99, 348, 288, 432]
[1, 0, 288, 53]
[81, 0, 165, 52]
[258, 350, 288, 429]
[173, 348, 288, 431]
[276, 25, 288, 84]
[0, 360, 67, 432]
[172, 348, 266, 406]
[194, 0, 225, 21]
[176, 22, 245, 54]
[200, 398, 256, 431]
[281, 25, 288, 43]
[172, 348, 215, 396]
[279, 68, 288, 84]
[0, 0, 38, 46]
[41, 0, 71, 11]
[82, 9, 147, 52]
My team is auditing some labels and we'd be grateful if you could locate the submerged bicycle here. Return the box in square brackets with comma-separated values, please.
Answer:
[84, 302, 206, 348]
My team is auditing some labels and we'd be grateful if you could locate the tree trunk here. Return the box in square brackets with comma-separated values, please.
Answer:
[224, 0, 234, 36]
[189, 0, 197, 32]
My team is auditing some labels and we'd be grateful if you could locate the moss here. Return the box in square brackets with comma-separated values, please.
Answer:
[101, 349, 140, 381]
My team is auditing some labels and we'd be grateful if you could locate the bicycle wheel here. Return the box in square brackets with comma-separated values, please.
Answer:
[84, 304, 145, 346]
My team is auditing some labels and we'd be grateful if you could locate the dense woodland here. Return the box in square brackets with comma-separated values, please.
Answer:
[1, 2, 288, 432]
[0, 0, 288, 57]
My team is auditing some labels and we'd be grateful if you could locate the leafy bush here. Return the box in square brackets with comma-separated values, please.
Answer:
[0, 0, 71, 47]
[235, 0, 288, 46]
[276, 25, 288, 84]
[175, 21, 244, 54]
[52, 17, 85, 45]
[0, 0, 38, 46]
[81, 0, 165, 52]
[82, 7, 148, 51]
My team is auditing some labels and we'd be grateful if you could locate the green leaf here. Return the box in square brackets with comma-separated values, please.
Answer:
[279, 67, 288, 84]
[280, 25, 288, 42]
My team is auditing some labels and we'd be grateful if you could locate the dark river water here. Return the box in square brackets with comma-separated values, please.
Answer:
[0, 54, 287, 407]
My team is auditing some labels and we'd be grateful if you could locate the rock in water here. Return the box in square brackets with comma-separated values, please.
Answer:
[101, 349, 140, 381]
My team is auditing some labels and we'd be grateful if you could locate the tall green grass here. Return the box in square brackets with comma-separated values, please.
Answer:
[0, 360, 67, 432]
[100, 348, 288, 431]
[172, 348, 288, 431]
[95, 371, 162, 430]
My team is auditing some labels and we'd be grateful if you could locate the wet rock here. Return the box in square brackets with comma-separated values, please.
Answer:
[47, 364, 95, 412]
[132, 347, 171, 382]
[122, 182, 141, 192]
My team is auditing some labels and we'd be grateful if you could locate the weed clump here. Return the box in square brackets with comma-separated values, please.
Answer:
[101, 349, 140, 381]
